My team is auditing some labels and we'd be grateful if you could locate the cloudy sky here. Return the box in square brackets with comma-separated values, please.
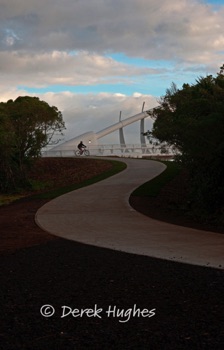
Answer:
[1, 0, 224, 145]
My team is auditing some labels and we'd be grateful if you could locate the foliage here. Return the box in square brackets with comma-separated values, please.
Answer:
[150, 66, 224, 222]
[0, 96, 65, 192]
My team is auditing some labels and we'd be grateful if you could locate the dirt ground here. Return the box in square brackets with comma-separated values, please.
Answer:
[0, 158, 112, 253]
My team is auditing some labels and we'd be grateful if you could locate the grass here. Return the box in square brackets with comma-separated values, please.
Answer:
[0, 194, 26, 206]
[30, 159, 127, 200]
[28, 179, 53, 191]
[131, 160, 181, 197]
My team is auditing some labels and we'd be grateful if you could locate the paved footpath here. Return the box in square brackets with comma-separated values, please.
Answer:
[36, 158, 224, 270]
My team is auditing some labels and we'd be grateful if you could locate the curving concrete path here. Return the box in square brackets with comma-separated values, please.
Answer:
[36, 159, 224, 269]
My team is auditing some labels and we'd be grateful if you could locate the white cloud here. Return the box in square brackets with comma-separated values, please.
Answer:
[0, 50, 160, 89]
[0, 0, 223, 65]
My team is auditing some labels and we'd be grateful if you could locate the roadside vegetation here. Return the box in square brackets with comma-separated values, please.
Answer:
[0, 96, 65, 193]
[149, 65, 224, 226]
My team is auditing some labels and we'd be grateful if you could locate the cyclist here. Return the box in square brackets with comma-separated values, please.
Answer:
[77, 141, 86, 154]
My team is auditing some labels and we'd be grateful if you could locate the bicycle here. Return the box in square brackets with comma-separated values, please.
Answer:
[75, 148, 90, 156]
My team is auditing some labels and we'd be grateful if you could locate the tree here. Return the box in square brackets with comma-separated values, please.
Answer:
[150, 67, 224, 222]
[0, 96, 65, 191]
[0, 105, 17, 190]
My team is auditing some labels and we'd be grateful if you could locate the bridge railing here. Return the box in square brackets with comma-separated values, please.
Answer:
[42, 144, 178, 158]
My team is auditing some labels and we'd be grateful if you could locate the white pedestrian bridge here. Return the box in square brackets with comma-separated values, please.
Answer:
[44, 106, 176, 158]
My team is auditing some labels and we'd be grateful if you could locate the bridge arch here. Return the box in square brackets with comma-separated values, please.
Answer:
[50, 108, 154, 152]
